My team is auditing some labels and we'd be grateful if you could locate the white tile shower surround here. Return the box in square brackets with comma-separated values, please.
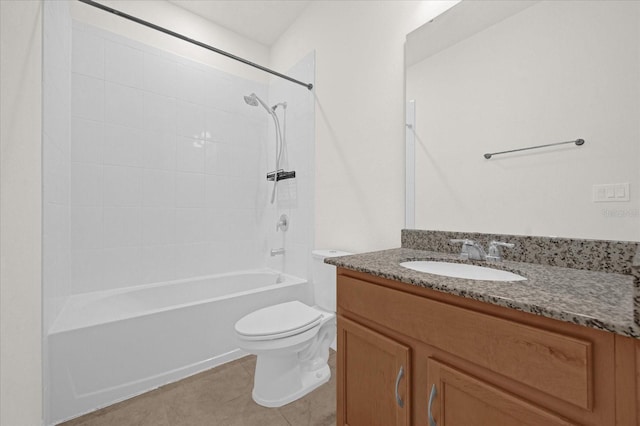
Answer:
[63, 22, 316, 300]
[68, 21, 281, 295]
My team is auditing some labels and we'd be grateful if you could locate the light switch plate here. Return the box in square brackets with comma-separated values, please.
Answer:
[593, 183, 630, 202]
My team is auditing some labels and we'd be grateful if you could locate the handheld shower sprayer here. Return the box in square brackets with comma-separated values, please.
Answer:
[244, 93, 274, 116]
[242, 94, 258, 107]
[244, 93, 286, 113]
[243, 93, 287, 204]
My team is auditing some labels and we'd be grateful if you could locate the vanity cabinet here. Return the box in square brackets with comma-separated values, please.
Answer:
[426, 358, 572, 425]
[337, 317, 410, 426]
[336, 269, 626, 426]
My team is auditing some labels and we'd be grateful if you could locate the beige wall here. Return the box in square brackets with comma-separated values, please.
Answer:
[0, 1, 43, 425]
[270, 1, 457, 253]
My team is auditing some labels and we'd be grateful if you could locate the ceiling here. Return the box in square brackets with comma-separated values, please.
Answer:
[168, 0, 312, 46]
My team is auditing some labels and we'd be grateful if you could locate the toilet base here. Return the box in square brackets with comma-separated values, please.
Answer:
[237, 307, 336, 408]
[252, 363, 330, 408]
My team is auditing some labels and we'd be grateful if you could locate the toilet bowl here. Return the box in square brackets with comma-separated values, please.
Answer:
[234, 249, 351, 407]
[235, 301, 335, 407]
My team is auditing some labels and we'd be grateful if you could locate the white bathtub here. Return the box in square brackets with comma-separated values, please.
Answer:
[48, 269, 311, 424]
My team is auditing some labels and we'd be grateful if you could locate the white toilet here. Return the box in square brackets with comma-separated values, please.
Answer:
[234, 249, 351, 407]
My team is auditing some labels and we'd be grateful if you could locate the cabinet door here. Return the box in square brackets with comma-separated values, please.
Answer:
[426, 358, 575, 426]
[337, 316, 410, 426]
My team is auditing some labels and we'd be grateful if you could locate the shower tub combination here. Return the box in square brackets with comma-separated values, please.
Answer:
[48, 269, 311, 424]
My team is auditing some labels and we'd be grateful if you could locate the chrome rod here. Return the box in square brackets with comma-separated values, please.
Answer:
[77, 0, 313, 90]
[484, 138, 584, 159]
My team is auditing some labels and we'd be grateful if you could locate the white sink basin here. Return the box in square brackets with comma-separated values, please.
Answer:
[400, 261, 526, 282]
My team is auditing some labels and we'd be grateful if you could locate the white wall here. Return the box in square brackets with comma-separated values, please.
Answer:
[70, 0, 269, 82]
[270, 1, 458, 253]
[408, 0, 640, 241]
[0, 1, 43, 425]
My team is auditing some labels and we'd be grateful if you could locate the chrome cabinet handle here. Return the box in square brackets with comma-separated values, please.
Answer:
[395, 366, 405, 408]
[428, 384, 437, 426]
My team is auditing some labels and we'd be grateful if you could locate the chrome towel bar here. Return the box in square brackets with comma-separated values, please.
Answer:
[484, 138, 585, 159]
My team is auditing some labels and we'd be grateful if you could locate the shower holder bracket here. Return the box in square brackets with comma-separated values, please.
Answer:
[267, 170, 296, 182]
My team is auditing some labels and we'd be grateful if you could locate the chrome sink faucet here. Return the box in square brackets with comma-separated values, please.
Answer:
[486, 241, 515, 262]
[450, 239, 486, 261]
[450, 239, 514, 262]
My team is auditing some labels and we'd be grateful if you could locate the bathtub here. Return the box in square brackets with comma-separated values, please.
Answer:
[48, 269, 311, 424]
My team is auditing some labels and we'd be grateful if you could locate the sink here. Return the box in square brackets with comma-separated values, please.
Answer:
[400, 261, 526, 282]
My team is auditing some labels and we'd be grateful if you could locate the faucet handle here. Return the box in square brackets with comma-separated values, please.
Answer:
[486, 241, 514, 262]
[450, 239, 475, 260]
[450, 239, 474, 244]
[276, 214, 289, 232]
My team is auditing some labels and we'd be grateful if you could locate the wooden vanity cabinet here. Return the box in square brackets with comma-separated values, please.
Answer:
[337, 317, 410, 426]
[613, 336, 640, 425]
[426, 358, 573, 425]
[336, 268, 630, 426]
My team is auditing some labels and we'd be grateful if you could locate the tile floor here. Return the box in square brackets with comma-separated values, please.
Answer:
[59, 351, 336, 426]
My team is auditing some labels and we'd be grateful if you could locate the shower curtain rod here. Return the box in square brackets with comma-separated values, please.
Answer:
[77, 0, 314, 90]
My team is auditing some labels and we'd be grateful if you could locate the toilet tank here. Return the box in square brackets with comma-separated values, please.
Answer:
[312, 249, 352, 311]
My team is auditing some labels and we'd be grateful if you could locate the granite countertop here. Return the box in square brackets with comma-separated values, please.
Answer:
[326, 230, 640, 339]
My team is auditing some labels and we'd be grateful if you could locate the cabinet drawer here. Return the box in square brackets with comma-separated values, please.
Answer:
[427, 358, 575, 425]
[338, 275, 593, 410]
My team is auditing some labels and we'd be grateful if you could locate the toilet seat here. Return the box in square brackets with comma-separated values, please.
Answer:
[235, 301, 323, 341]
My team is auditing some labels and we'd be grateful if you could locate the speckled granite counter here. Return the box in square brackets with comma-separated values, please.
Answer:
[326, 230, 640, 338]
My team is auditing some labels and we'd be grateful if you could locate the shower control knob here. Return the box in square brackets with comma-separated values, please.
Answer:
[276, 214, 289, 232]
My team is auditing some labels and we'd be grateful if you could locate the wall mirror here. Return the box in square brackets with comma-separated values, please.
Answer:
[405, 0, 639, 241]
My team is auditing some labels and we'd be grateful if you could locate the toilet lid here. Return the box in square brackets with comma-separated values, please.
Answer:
[235, 301, 323, 340]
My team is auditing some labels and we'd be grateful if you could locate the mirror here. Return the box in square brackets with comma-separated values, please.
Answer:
[405, 0, 640, 242]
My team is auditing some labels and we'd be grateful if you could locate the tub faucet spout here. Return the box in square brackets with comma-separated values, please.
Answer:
[270, 248, 285, 256]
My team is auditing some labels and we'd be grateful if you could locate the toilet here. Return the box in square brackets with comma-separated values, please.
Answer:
[234, 249, 351, 407]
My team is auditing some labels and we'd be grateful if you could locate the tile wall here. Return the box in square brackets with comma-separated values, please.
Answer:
[69, 22, 272, 295]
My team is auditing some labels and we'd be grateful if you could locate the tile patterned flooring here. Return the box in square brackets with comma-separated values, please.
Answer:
[60, 351, 336, 426]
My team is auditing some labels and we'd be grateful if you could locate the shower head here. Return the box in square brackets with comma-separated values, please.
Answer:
[243, 94, 259, 107]
[243, 93, 273, 115]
